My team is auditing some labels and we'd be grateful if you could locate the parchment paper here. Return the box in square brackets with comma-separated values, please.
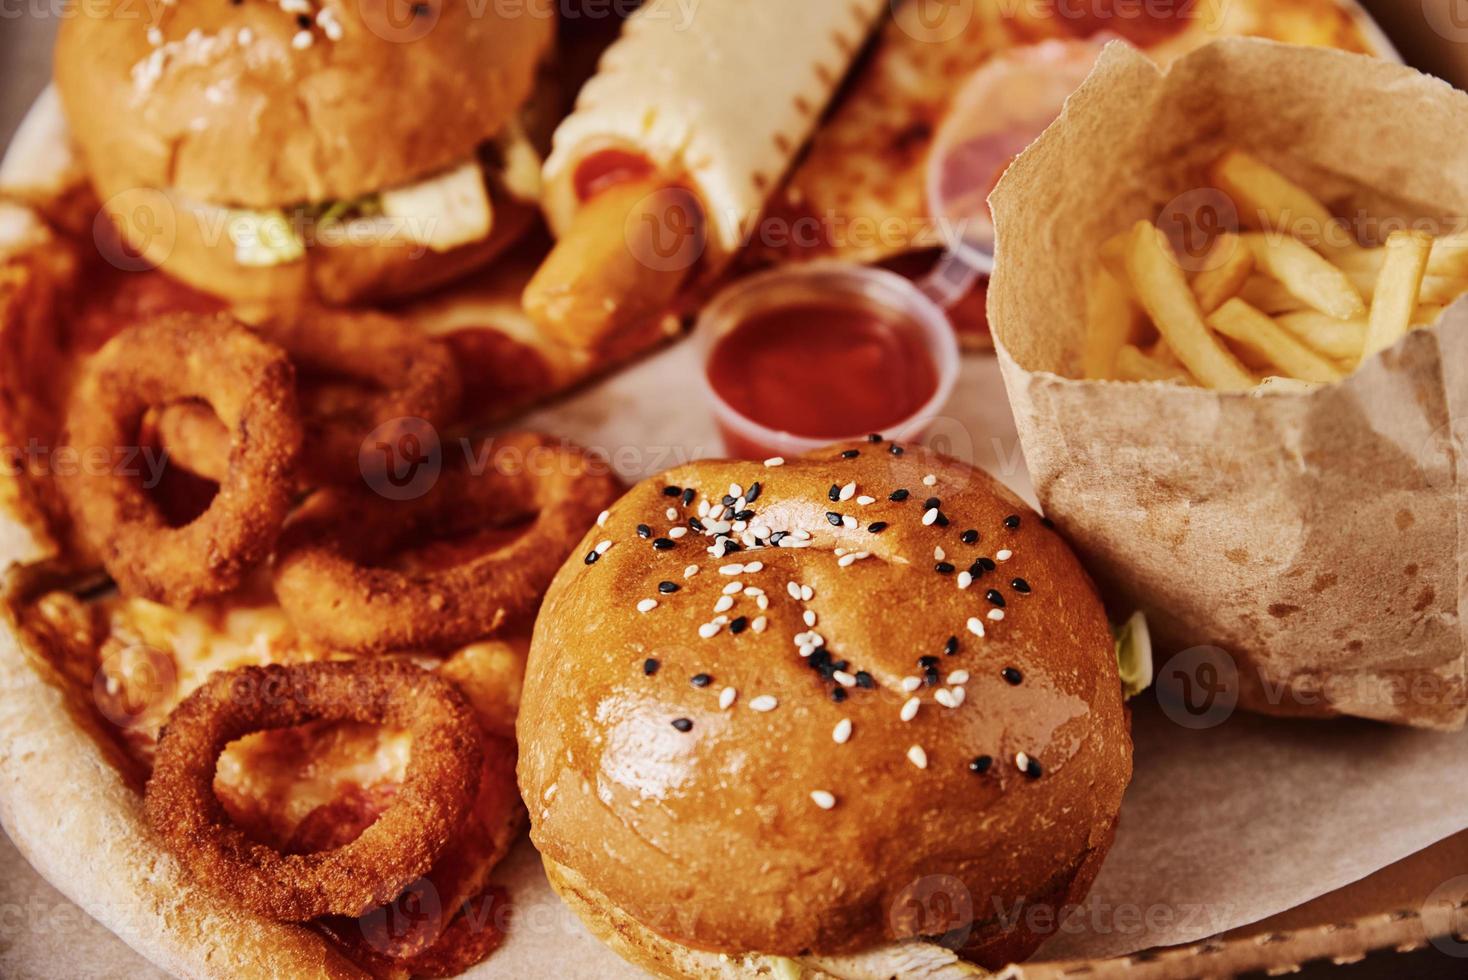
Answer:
[988, 39, 1468, 731]
[4, 342, 1466, 976]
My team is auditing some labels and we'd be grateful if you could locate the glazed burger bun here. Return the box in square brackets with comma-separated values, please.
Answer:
[520, 441, 1132, 971]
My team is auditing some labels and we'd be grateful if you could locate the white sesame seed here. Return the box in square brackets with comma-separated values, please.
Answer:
[744, 561, 764, 573]
[732, 521, 748, 533]
[857, 495, 876, 506]
[957, 571, 973, 590]
[810, 790, 837, 810]
[595, 539, 612, 554]
[668, 527, 688, 539]
[907, 745, 929, 769]
[798, 643, 817, 658]
[948, 670, 970, 684]
[792, 529, 813, 541]
[934, 546, 946, 561]
[720, 563, 745, 576]
[666, 507, 679, 521]
[751, 525, 772, 540]
[752, 616, 768, 633]
[597, 510, 610, 527]
[729, 483, 743, 499]
[757, 595, 769, 610]
[714, 595, 735, 614]
[833, 670, 856, 687]
[900, 696, 920, 722]
[841, 515, 858, 530]
[832, 719, 852, 744]
[743, 587, 764, 596]
[749, 695, 778, 712]
[698, 622, 722, 639]
[801, 585, 814, 601]
[803, 610, 817, 627]
[146, 25, 163, 46]
[735, 496, 748, 510]
[838, 553, 857, 567]
[835, 547, 848, 558]
[698, 500, 711, 517]
[988, 609, 1005, 621]
[292, 29, 314, 50]
[723, 581, 743, 595]
[950, 686, 966, 706]
[997, 549, 1014, 562]
[839, 481, 856, 501]
[707, 520, 733, 534]
[901, 676, 922, 693]
[684, 564, 700, 579]
[922, 508, 939, 526]
[720, 687, 737, 709]
[935, 688, 957, 708]
[764, 457, 785, 467]
[787, 582, 801, 599]
[1016, 752, 1030, 772]
[637, 599, 658, 613]
[237, 26, 253, 44]
[280, 0, 310, 12]
[713, 615, 729, 625]
[922, 474, 937, 486]
[967, 617, 986, 637]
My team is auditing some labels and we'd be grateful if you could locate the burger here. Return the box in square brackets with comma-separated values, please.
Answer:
[53, 0, 555, 305]
[519, 440, 1135, 977]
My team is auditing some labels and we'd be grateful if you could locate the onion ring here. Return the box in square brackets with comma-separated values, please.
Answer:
[143, 660, 483, 922]
[155, 306, 462, 486]
[59, 314, 301, 606]
[272, 432, 621, 652]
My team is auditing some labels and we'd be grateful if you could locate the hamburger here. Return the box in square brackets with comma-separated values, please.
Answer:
[519, 440, 1134, 977]
[53, 0, 555, 305]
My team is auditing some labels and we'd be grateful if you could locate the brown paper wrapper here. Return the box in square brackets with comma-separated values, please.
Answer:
[989, 38, 1468, 731]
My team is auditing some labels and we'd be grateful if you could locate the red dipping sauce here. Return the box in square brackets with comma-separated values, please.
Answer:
[695, 265, 958, 460]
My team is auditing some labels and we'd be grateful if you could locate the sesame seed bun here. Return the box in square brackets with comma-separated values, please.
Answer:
[519, 440, 1132, 968]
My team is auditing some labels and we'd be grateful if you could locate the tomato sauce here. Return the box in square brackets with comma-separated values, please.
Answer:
[573, 148, 657, 201]
[706, 301, 939, 456]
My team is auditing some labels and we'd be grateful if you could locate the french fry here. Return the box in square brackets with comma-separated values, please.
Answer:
[1334, 231, 1468, 280]
[1207, 299, 1344, 383]
[1413, 304, 1446, 326]
[1239, 275, 1307, 314]
[1275, 311, 1369, 361]
[1083, 267, 1137, 379]
[1116, 344, 1193, 384]
[1098, 229, 1133, 291]
[1254, 376, 1324, 396]
[1123, 221, 1255, 391]
[1190, 231, 1254, 313]
[1207, 149, 1336, 243]
[1362, 230, 1433, 360]
[1242, 233, 1366, 320]
[1344, 267, 1468, 306]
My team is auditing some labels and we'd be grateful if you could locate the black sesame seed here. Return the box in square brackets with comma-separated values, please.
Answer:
[1024, 758, 1043, 779]
[841, 449, 860, 459]
[924, 668, 940, 687]
[769, 531, 787, 545]
[671, 717, 693, 732]
[296, 13, 311, 28]
[968, 560, 986, 577]
[809, 648, 832, 669]
[691, 673, 712, 688]
[961, 529, 979, 545]
[1004, 514, 1021, 529]
[735, 509, 755, 521]
[816, 661, 837, 679]
[868, 433, 883, 443]
[723, 541, 743, 554]
[890, 489, 910, 502]
[689, 517, 706, 532]
[868, 521, 889, 534]
[1011, 578, 1032, 594]
[636, 524, 652, 539]
[978, 556, 997, 571]
[944, 635, 959, 656]
[681, 488, 696, 506]
[584, 550, 600, 565]
[1040, 516, 1055, 528]
[828, 484, 841, 502]
[722, 494, 736, 506]
[854, 671, 875, 689]
[1002, 667, 1023, 685]
[969, 755, 993, 774]
[889, 444, 904, 456]
[662, 485, 682, 497]
[410, 2, 430, 16]
[746, 482, 762, 502]
[831, 659, 849, 672]
[831, 687, 848, 703]
[826, 512, 843, 527]
[652, 538, 676, 551]
[924, 496, 941, 510]
[935, 511, 950, 527]
[985, 589, 1006, 608]
[918, 655, 939, 669]
[935, 561, 955, 575]
[643, 658, 660, 675]
[658, 581, 680, 594]
[730, 616, 749, 635]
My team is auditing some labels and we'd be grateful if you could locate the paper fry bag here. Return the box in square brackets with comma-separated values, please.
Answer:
[988, 39, 1468, 730]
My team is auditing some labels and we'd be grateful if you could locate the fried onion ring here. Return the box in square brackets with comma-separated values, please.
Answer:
[155, 306, 462, 486]
[59, 314, 301, 606]
[144, 660, 483, 922]
[272, 432, 621, 652]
